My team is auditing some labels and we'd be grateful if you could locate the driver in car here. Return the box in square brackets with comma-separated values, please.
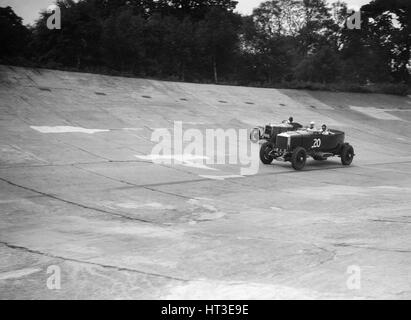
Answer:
[321, 124, 334, 135]
[282, 116, 294, 124]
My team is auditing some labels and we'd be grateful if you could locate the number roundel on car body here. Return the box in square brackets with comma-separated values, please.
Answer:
[312, 138, 322, 149]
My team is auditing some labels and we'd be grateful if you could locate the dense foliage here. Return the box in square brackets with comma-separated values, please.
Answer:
[0, 0, 409, 93]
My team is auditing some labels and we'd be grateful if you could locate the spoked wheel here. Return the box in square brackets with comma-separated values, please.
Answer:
[260, 142, 275, 164]
[291, 147, 307, 170]
[341, 144, 354, 166]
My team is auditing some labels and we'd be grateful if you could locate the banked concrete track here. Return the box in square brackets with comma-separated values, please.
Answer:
[1, 65, 411, 299]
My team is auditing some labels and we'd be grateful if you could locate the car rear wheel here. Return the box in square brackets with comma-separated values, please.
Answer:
[291, 147, 307, 170]
[341, 144, 354, 166]
[260, 142, 274, 164]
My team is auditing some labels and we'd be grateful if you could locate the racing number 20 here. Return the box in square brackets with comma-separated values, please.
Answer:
[312, 138, 321, 148]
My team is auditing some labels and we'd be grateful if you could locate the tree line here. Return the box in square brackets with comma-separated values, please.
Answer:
[0, 0, 409, 94]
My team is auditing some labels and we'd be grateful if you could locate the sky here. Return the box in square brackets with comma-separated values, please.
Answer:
[0, 0, 372, 25]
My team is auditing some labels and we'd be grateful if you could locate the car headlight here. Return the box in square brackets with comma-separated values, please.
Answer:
[250, 128, 260, 143]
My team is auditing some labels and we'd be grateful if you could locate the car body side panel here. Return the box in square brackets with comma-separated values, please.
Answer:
[301, 131, 345, 152]
[277, 130, 345, 152]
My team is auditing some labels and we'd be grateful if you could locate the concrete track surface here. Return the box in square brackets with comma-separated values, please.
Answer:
[1, 65, 411, 299]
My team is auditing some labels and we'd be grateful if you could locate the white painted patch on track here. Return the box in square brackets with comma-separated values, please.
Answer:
[350, 106, 402, 121]
[163, 280, 348, 299]
[0, 268, 42, 280]
[121, 128, 143, 131]
[31, 126, 109, 134]
[184, 122, 207, 125]
[116, 202, 175, 210]
[371, 186, 410, 191]
[194, 211, 226, 221]
[199, 174, 244, 181]
[270, 206, 282, 211]
[135, 154, 218, 171]
[193, 197, 214, 201]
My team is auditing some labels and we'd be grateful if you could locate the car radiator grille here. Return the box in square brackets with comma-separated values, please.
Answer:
[276, 135, 288, 150]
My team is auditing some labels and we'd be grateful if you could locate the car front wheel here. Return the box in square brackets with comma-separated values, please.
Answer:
[291, 147, 307, 170]
[341, 144, 354, 166]
[260, 142, 274, 164]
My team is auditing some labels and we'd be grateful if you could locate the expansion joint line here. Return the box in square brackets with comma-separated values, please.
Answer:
[0, 241, 188, 282]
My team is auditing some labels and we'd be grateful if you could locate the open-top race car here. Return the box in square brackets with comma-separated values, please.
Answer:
[250, 120, 303, 143]
[260, 129, 355, 170]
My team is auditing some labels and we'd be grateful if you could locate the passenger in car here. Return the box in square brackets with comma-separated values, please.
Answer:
[307, 121, 317, 132]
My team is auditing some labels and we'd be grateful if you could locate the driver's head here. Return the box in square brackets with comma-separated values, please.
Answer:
[322, 124, 327, 131]
[289, 117, 293, 123]
[310, 121, 315, 129]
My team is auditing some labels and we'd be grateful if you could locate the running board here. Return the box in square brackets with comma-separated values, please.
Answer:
[315, 152, 334, 158]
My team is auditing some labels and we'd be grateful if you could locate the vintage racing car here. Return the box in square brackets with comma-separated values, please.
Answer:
[250, 121, 303, 143]
[259, 129, 355, 170]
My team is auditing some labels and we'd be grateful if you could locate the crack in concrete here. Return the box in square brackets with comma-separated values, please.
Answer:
[0, 241, 189, 282]
[59, 140, 112, 162]
[0, 161, 107, 169]
[142, 185, 191, 200]
[311, 244, 338, 267]
[73, 164, 192, 200]
[394, 290, 411, 297]
[192, 230, 338, 267]
[0, 176, 156, 224]
[335, 243, 411, 253]
[370, 219, 411, 224]
[0, 159, 153, 170]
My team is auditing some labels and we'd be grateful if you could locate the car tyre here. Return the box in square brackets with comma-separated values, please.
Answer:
[291, 147, 307, 170]
[260, 142, 274, 164]
[341, 144, 354, 166]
